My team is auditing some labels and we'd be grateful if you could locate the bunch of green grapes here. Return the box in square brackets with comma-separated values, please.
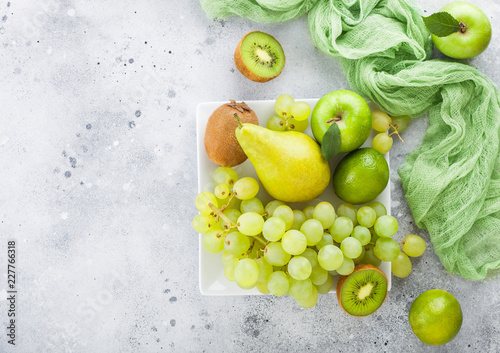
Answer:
[266, 94, 311, 132]
[371, 110, 411, 154]
[192, 167, 425, 308]
[334, 202, 426, 278]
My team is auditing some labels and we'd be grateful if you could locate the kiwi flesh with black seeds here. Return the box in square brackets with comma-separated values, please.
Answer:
[234, 31, 285, 83]
[336, 264, 388, 317]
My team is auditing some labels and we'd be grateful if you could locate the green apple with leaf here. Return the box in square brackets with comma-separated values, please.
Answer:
[311, 90, 372, 160]
[423, 1, 492, 59]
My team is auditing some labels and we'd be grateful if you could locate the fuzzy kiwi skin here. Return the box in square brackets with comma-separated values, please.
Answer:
[336, 264, 388, 317]
[204, 101, 259, 167]
[234, 31, 285, 83]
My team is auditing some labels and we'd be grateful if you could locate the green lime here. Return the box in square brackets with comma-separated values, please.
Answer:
[409, 289, 463, 345]
[332, 148, 389, 205]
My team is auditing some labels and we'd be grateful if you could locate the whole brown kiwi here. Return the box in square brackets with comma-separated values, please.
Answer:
[204, 100, 259, 167]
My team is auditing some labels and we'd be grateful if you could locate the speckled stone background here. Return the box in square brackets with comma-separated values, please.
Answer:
[0, 0, 499, 352]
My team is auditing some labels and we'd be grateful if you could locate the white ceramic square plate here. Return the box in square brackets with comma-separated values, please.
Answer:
[196, 98, 391, 295]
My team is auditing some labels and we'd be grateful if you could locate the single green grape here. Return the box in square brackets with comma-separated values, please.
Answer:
[212, 166, 238, 186]
[362, 245, 381, 267]
[290, 101, 311, 121]
[290, 210, 306, 230]
[192, 214, 216, 233]
[317, 244, 344, 271]
[300, 248, 319, 268]
[234, 258, 259, 287]
[372, 132, 393, 154]
[233, 177, 259, 200]
[402, 234, 426, 257]
[237, 281, 257, 290]
[240, 197, 264, 215]
[372, 110, 392, 132]
[264, 200, 285, 219]
[273, 205, 294, 230]
[224, 258, 238, 281]
[303, 206, 315, 220]
[352, 246, 366, 263]
[316, 274, 334, 294]
[374, 237, 400, 262]
[330, 216, 354, 243]
[262, 216, 286, 242]
[195, 191, 218, 216]
[237, 212, 264, 236]
[266, 115, 287, 131]
[224, 231, 251, 256]
[340, 237, 362, 259]
[351, 226, 371, 246]
[275, 94, 295, 117]
[220, 208, 241, 230]
[390, 115, 411, 133]
[336, 257, 355, 276]
[267, 271, 290, 296]
[369, 201, 387, 218]
[357, 206, 377, 228]
[300, 218, 324, 246]
[214, 183, 230, 200]
[309, 264, 328, 285]
[315, 232, 334, 251]
[296, 285, 318, 309]
[337, 203, 358, 226]
[289, 278, 313, 301]
[374, 215, 399, 238]
[264, 242, 291, 266]
[202, 230, 225, 254]
[255, 257, 273, 283]
[221, 250, 237, 265]
[288, 256, 312, 280]
[391, 252, 412, 278]
[281, 230, 307, 255]
[286, 117, 308, 132]
[256, 281, 270, 294]
[313, 201, 336, 229]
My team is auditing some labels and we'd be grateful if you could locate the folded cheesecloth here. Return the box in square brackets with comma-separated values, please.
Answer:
[199, 0, 500, 280]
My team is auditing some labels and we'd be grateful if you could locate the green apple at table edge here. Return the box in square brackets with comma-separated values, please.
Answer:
[432, 1, 492, 60]
[311, 90, 372, 154]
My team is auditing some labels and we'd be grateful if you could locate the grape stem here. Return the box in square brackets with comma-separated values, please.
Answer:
[389, 124, 404, 142]
[253, 235, 267, 246]
[220, 193, 235, 212]
[208, 202, 235, 226]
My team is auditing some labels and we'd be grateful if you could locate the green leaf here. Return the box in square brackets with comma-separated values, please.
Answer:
[422, 12, 461, 37]
[321, 123, 341, 161]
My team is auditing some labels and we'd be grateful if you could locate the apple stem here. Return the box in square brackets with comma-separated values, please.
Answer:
[234, 113, 243, 128]
[459, 21, 466, 33]
[326, 117, 341, 124]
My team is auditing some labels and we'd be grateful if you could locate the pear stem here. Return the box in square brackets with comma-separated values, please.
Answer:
[208, 202, 234, 226]
[234, 113, 243, 128]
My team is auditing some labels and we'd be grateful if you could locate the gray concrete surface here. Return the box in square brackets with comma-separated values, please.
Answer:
[0, 0, 499, 352]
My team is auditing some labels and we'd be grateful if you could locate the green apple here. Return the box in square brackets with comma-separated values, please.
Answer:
[432, 1, 492, 59]
[311, 90, 372, 154]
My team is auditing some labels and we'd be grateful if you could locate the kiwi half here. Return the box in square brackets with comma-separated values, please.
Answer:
[234, 31, 285, 83]
[336, 264, 388, 317]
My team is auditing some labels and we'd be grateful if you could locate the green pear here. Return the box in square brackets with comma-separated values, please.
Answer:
[235, 119, 330, 203]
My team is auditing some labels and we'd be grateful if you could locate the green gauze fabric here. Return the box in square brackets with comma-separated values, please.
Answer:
[200, 0, 500, 280]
